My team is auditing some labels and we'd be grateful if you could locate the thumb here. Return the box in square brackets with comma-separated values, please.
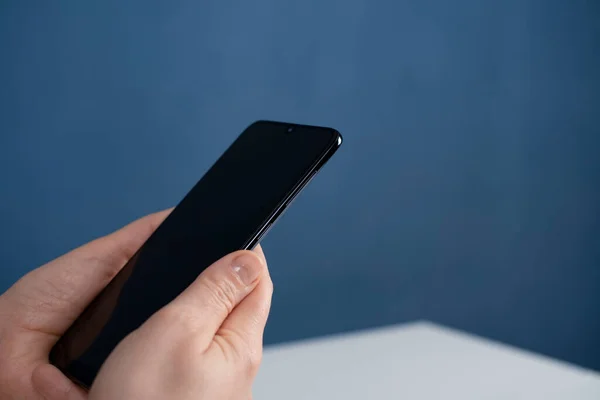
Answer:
[152, 249, 267, 347]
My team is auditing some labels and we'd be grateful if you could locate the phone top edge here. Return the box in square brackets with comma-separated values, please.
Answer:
[248, 120, 341, 136]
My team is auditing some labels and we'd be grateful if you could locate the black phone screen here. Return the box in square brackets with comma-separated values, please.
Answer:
[49, 120, 341, 387]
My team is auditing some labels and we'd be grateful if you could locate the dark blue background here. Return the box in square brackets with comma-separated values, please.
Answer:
[1, 1, 599, 370]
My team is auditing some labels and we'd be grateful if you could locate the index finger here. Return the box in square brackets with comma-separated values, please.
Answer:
[8, 209, 172, 337]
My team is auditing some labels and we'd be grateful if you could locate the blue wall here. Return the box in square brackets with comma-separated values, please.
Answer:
[1, 1, 599, 370]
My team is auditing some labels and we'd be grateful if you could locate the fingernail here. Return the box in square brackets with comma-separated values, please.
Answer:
[232, 253, 262, 286]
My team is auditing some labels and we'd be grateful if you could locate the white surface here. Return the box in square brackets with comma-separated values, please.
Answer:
[254, 321, 600, 399]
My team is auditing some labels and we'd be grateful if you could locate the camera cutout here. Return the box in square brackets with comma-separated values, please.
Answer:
[287, 126, 295, 134]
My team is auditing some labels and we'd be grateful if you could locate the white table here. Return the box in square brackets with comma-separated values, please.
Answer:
[254, 321, 600, 399]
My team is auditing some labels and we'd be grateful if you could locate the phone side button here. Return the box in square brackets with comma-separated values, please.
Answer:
[255, 221, 275, 247]
[285, 170, 318, 209]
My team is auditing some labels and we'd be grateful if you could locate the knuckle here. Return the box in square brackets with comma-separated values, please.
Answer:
[247, 347, 263, 373]
[216, 328, 262, 377]
[240, 347, 262, 379]
[83, 254, 123, 283]
[8, 267, 82, 325]
[199, 276, 238, 315]
[3, 283, 61, 332]
[265, 275, 274, 296]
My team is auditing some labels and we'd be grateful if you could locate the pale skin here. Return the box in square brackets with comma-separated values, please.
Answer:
[0, 209, 273, 399]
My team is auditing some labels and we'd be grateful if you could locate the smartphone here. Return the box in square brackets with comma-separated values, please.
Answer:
[48, 120, 342, 388]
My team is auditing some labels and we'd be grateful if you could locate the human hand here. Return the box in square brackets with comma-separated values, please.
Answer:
[88, 244, 271, 400]
[0, 210, 273, 400]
